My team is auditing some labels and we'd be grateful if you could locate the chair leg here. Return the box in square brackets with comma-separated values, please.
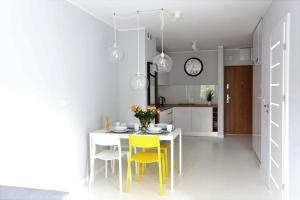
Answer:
[137, 162, 141, 182]
[142, 163, 145, 175]
[158, 160, 163, 196]
[118, 159, 122, 192]
[112, 160, 115, 175]
[89, 158, 95, 188]
[125, 159, 131, 192]
[142, 148, 146, 175]
[105, 160, 108, 178]
[134, 147, 137, 175]
[127, 153, 132, 181]
[111, 146, 116, 169]
[164, 149, 169, 177]
[162, 155, 166, 184]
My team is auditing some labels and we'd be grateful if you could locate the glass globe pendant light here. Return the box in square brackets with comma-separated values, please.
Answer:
[108, 13, 124, 62]
[130, 11, 148, 91]
[153, 9, 173, 72]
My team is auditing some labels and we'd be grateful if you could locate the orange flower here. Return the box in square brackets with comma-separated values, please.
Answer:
[131, 105, 137, 112]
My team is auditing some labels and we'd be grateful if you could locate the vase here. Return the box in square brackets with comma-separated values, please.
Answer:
[207, 101, 212, 105]
[139, 119, 152, 131]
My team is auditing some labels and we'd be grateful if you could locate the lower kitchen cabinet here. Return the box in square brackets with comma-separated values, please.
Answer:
[174, 107, 214, 135]
[173, 107, 191, 133]
[158, 108, 173, 124]
[191, 108, 213, 132]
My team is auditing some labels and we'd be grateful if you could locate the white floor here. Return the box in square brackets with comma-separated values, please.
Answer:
[81, 135, 271, 200]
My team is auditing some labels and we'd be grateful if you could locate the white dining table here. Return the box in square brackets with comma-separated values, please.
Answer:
[89, 128, 182, 191]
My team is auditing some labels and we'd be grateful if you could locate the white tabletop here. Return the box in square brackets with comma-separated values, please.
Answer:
[90, 128, 180, 141]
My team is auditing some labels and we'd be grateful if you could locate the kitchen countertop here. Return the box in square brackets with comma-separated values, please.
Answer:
[156, 104, 218, 111]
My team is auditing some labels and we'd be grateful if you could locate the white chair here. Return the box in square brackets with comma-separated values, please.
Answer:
[89, 133, 130, 191]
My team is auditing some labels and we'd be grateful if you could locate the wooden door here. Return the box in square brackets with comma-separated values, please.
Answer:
[224, 66, 252, 134]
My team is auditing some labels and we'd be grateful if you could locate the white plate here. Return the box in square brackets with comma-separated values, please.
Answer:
[146, 130, 162, 134]
[114, 126, 127, 131]
[112, 129, 128, 133]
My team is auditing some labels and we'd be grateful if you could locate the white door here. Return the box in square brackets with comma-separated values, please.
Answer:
[253, 63, 262, 161]
[269, 14, 290, 200]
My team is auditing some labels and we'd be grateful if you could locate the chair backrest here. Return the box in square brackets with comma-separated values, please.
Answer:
[91, 133, 120, 147]
[128, 135, 160, 148]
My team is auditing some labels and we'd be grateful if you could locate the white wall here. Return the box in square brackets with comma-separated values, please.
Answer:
[217, 46, 224, 137]
[157, 51, 218, 104]
[0, 0, 119, 192]
[168, 51, 218, 85]
[119, 30, 147, 123]
[260, 0, 300, 199]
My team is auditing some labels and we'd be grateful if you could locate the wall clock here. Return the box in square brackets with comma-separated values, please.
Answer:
[184, 57, 204, 77]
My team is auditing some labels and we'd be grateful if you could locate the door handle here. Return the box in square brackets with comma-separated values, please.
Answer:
[262, 98, 269, 114]
[226, 94, 231, 103]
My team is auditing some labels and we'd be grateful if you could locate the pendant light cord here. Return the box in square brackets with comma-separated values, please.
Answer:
[137, 11, 140, 74]
[113, 13, 117, 46]
[161, 9, 164, 54]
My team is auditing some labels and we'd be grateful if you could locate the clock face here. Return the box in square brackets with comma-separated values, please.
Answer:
[184, 57, 204, 76]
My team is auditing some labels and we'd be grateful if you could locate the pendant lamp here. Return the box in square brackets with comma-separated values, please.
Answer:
[153, 9, 173, 72]
[130, 11, 148, 91]
[108, 13, 124, 62]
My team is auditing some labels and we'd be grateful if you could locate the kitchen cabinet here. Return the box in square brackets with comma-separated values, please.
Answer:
[158, 72, 170, 85]
[252, 19, 262, 65]
[252, 19, 262, 161]
[174, 107, 191, 133]
[159, 108, 173, 124]
[174, 107, 214, 135]
[191, 108, 212, 132]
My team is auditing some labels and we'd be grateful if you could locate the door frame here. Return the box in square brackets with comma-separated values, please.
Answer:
[269, 13, 290, 200]
[224, 65, 253, 135]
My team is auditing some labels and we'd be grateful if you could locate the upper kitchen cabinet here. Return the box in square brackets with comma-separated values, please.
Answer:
[252, 19, 262, 65]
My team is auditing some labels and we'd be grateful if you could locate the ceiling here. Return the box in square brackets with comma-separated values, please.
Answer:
[67, 0, 271, 52]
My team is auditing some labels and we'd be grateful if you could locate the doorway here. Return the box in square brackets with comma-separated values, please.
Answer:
[224, 66, 253, 134]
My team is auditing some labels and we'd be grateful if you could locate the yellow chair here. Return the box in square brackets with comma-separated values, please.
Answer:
[142, 143, 171, 178]
[160, 143, 171, 177]
[125, 135, 166, 196]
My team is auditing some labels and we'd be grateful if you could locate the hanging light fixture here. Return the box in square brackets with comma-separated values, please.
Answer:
[130, 11, 148, 91]
[108, 12, 124, 62]
[153, 9, 173, 73]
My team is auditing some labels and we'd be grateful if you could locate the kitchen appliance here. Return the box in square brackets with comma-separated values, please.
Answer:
[159, 96, 166, 106]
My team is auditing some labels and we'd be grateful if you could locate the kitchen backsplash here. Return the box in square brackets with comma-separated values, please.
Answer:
[158, 85, 218, 104]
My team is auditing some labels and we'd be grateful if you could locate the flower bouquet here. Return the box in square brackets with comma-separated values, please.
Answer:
[131, 105, 160, 130]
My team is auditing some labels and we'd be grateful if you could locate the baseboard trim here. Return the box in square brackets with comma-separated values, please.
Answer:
[184, 132, 220, 137]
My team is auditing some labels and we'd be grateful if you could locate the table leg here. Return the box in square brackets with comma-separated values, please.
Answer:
[179, 130, 182, 175]
[170, 139, 174, 191]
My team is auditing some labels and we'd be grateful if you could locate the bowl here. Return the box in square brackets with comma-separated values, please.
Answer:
[148, 127, 162, 132]
[155, 123, 168, 129]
